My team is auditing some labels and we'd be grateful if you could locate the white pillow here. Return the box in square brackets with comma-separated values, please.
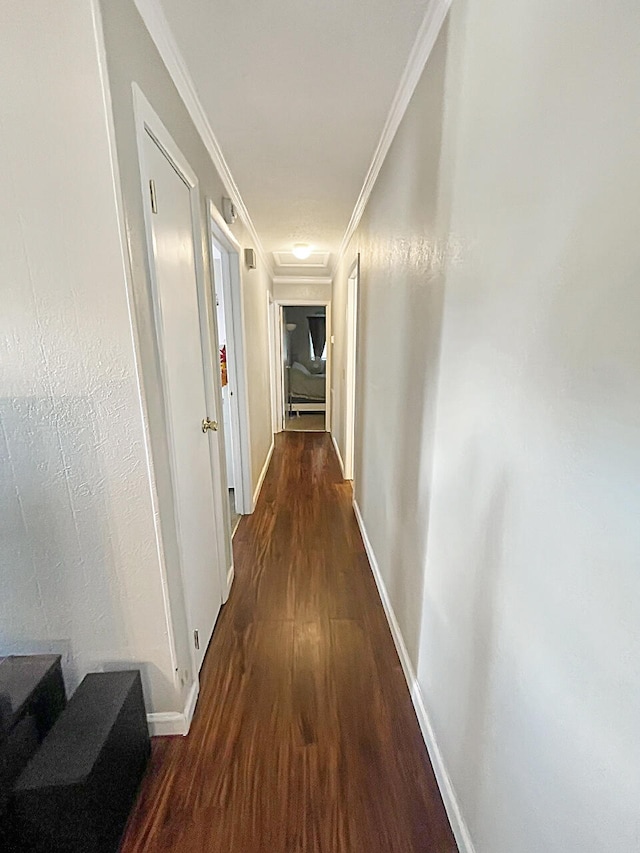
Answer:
[292, 361, 311, 375]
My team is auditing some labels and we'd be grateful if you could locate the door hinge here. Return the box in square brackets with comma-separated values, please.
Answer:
[193, 629, 200, 650]
[149, 179, 158, 214]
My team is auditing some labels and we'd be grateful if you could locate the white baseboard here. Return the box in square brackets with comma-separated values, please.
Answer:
[352, 499, 475, 853]
[225, 563, 235, 600]
[221, 562, 234, 603]
[331, 432, 346, 479]
[147, 677, 200, 737]
[252, 437, 274, 510]
[183, 676, 199, 732]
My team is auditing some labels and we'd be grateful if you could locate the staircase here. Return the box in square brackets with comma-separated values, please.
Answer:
[0, 656, 150, 852]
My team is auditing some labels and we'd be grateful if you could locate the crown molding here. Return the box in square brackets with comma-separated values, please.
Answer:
[333, 0, 451, 277]
[272, 276, 332, 285]
[273, 251, 331, 269]
[133, 0, 274, 278]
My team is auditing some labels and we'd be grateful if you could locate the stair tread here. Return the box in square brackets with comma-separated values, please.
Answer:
[15, 671, 141, 790]
[0, 655, 61, 737]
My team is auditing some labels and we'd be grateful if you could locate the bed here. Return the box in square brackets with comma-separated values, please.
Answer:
[287, 362, 326, 414]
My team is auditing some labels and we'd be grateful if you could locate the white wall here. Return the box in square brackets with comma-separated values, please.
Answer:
[101, 0, 273, 509]
[241, 264, 274, 491]
[273, 279, 332, 303]
[332, 2, 640, 851]
[0, 0, 275, 728]
[0, 1, 176, 712]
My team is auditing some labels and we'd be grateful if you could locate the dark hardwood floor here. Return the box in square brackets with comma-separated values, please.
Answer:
[120, 432, 456, 853]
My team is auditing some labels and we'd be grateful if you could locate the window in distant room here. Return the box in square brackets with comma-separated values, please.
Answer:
[308, 313, 326, 361]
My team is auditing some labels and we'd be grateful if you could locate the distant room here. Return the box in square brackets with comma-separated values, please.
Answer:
[283, 305, 327, 432]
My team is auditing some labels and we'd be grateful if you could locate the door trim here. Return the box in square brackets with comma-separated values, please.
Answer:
[207, 200, 253, 517]
[344, 254, 360, 481]
[273, 297, 332, 432]
[94, 10, 184, 705]
[266, 292, 281, 434]
[133, 84, 227, 675]
[268, 298, 285, 433]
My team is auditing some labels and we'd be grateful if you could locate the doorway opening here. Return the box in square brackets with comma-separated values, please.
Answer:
[212, 245, 240, 532]
[208, 201, 253, 529]
[282, 304, 328, 432]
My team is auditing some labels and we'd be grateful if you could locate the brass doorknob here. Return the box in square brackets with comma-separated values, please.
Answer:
[201, 417, 218, 433]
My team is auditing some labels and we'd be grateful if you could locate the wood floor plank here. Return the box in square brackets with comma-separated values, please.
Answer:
[120, 432, 456, 853]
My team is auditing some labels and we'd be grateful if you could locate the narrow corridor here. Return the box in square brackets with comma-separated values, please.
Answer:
[120, 432, 456, 852]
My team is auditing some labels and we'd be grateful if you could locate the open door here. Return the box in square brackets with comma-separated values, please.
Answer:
[208, 203, 253, 518]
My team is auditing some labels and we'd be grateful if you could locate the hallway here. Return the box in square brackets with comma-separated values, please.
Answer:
[120, 432, 456, 852]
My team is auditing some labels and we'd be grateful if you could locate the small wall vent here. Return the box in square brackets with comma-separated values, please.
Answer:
[244, 248, 257, 270]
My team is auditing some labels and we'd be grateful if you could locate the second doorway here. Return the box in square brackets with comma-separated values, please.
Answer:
[282, 304, 327, 432]
[209, 205, 252, 532]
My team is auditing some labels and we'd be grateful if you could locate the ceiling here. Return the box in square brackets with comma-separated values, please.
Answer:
[156, 0, 435, 276]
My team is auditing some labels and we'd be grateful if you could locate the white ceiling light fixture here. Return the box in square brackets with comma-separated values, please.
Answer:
[292, 243, 312, 260]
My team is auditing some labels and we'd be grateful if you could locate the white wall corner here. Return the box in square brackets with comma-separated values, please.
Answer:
[147, 677, 200, 736]
[352, 499, 475, 853]
[252, 437, 275, 510]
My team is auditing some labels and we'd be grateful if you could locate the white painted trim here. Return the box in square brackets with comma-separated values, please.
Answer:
[91, 2, 182, 692]
[352, 499, 475, 853]
[208, 199, 254, 516]
[183, 676, 200, 732]
[133, 0, 273, 278]
[147, 710, 186, 737]
[147, 677, 200, 736]
[274, 297, 332, 432]
[276, 304, 286, 432]
[274, 296, 332, 306]
[290, 402, 326, 413]
[331, 432, 346, 480]
[226, 564, 235, 598]
[252, 438, 275, 510]
[231, 518, 241, 539]
[273, 251, 331, 269]
[208, 199, 242, 254]
[344, 255, 360, 481]
[266, 292, 280, 434]
[133, 85, 227, 675]
[334, 0, 451, 274]
[273, 276, 332, 286]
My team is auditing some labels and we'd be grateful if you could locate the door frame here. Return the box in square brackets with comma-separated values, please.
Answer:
[273, 297, 332, 431]
[207, 200, 253, 517]
[134, 85, 229, 680]
[267, 292, 282, 434]
[344, 255, 360, 480]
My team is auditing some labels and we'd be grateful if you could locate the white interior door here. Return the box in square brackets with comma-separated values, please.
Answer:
[143, 130, 222, 672]
[212, 247, 235, 492]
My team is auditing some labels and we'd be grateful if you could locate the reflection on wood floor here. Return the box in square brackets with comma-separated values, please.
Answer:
[120, 432, 456, 853]
[284, 412, 326, 431]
